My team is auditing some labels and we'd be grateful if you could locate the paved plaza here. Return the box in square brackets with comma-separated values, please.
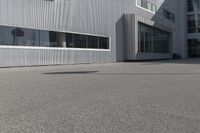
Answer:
[0, 59, 200, 133]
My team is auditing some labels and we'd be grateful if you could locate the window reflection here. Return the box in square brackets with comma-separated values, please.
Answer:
[0, 25, 109, 50]
[15, 28, 40, 46]
[39, 31, 57, 47]
[138, 22, 170, 53]
[0, 26, 16, 45]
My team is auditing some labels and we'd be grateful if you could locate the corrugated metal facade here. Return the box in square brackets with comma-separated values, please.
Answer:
[0, 0, 182, 67]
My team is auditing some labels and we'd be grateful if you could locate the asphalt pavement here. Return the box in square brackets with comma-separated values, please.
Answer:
[0, 59, 200, 133]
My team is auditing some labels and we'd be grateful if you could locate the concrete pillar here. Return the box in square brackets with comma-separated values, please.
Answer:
[57, 32, 66, 47]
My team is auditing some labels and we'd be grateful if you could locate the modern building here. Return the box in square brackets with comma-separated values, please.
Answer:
[0, 0, 193, 67]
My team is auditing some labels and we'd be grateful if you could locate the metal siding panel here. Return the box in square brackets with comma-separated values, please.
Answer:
[0, 0, 180, 67]
[0, 0, 115, 67]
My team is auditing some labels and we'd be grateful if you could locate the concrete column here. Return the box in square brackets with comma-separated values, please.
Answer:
[57, 32, 66, 47]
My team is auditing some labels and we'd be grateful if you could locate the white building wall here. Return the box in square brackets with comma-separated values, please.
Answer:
[0, 0, 182, 67]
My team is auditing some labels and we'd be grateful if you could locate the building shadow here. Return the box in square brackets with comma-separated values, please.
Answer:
[138, 58, 200, 65]
[151, 0, 187, 59]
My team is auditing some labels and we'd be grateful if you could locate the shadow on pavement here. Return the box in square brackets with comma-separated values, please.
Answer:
[138, 59, 200, 65]
[44, 71, 98, 75]
[44, 71, 200, 76]
[88, 73, 200, 76]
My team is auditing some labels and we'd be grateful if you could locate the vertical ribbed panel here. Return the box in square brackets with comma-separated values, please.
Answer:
[0, 47, 112, 67]
[0, 0, 71, 30]
[0, 0, 180, 67]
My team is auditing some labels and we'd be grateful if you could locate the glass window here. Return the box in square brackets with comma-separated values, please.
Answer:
[151, 4, 156, 13]
[49, 31, 57, 47]
[140, 29, 145, 52]
[147, 2, 152, 11]
[74, 34, 87, 48]
[137, 0, 157, 13]
[163, 9, 175, 23]
[188, 39, 200, 57]
[187, 0, 200, 12]
[187, 0, 200, 34]
[66, 33, 74, 47]
[39, 30, 58, 47]
[99, 37, 109, 49]
[137, 0, 142, 6]
[141, 0, 148, 9]
[138, 22, 170, 53]
[0, 25, 109, 50]
[15, 28, 40, 46]
[187, 14, 198, 33]
[0, 26, 16, 46]
[88, 36, 98, 49]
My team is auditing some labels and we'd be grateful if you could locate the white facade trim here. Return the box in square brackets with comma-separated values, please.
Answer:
[0, 45, 111, 52]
